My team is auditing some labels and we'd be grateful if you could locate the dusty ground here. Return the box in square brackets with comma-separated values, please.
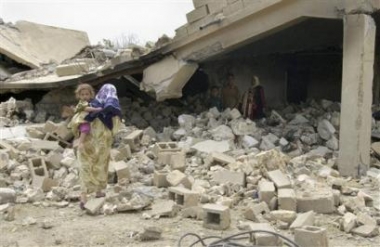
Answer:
[1, 201, 379, 247]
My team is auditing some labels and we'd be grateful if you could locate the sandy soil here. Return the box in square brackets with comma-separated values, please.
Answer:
[1, 202, 379, 247]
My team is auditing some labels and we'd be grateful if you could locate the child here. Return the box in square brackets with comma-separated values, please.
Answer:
[68, 84, 102, 149]
[207, 86, 223, 111]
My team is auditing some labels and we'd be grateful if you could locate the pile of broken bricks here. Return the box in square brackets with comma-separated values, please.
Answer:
[0, 97, 380, 245]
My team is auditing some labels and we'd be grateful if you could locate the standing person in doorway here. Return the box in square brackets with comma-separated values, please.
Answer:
[77, 83, 122, 210]
[241, 75, 266, 120]
[222, 73, 240, 109]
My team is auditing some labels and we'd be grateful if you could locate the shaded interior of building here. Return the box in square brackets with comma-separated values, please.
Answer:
[1, 13, 380, 119]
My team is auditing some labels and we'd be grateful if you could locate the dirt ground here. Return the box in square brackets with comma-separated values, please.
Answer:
[1, 202, 379, 247]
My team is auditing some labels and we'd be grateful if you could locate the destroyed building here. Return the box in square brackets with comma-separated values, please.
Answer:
[1, 0, 380, 246]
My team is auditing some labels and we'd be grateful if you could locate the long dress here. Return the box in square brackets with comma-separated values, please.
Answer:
[77, 83, 122, 193]
[241, 85, 265, 120]
[67, 100, 89, 138]
[78, 116, 120, 193]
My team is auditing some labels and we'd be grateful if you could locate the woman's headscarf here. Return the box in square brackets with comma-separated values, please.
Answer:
[85, 83, 122, 130]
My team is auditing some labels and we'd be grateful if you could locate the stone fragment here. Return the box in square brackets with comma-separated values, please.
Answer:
[296, 190, 335, 213]
[166, 170, 191, 189]
[202, 204, 230, 230]
[212, 170, 245, 187]
[191, 140, 231, 153]
[267, 169, 291, 189]
[139, 226, 162, 241]
[112, 161, 130, 183]
[351, 225, 379, 237]
[357, 212, 377, 226]
[270, 210, 297, 224]
[258, 181, 275, 205]
[150, 200, 179, 218]
[290, 211, 315, 230]
[248, 222, 281, 246]
[342, 212, 357, 233]
[153, 170, 170, 188]
[206, 152, 235, 167]
[317, 119, 335, 140]
[124, 130, 143, 151]
[85, 198, 106, 215]
[244, 201, 270, 222]
[278, 189, 296, 211]
[181, 206, 203, 220]
[0, 188, 16, 204]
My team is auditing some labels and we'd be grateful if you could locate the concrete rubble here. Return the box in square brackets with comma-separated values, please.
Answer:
[1, 96, 380, 246]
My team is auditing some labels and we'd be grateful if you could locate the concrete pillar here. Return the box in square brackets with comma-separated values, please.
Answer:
[338, 14, 376, 177]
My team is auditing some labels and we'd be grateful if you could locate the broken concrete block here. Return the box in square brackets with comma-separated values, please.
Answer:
[342, 212, 357, 233]
[26, 127, 45, 139]
[151, 200, 179, 218]
[206, 152, 236, 167]
[270, 210, 297, 224]
[202, 204, 230, 230]
[212, 170, 245, 187]
[112, 161, 130, 183]
[153, 170, 170, 188]
[54, 123, 73, 141]
[357, 212, 377, 226]
[244, 201, 270, 222]
[267, 169, 291, 189]
[166, 170, 191, 189]
[181, 206, 203, 220]
[290, 211, 315, 230]
[139, 226, 162, 241]
[124, 130, 143, 151]
[317, 119, 336, 140]
[45, 151, 64, 170]
[56, 62, 88, 76]
[258, 181, 275, 205]
[248, 222, 281, 246]
[32, 176, 58, 192]
[44, 121, 58, 133]
[294, 226, 328, 247]
[191, 140, 231, 153]
[168, 186, 199, 208]
[0, 141, 18, 159]
[85, 198, 105, 215]
[278, 189, 296, 211]
[170, 151, 186, 172]
[44, 133, 71, 149]
[351, 225, 379, 237]
[255, 149, 287, 172]
[297, 190, 335, 214]
[0, 188, 16, 204]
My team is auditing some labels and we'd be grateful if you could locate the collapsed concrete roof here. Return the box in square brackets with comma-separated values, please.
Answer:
[0, 20, 90, 68]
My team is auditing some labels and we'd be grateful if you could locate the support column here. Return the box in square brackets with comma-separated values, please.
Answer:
[338, 14, 376, 177]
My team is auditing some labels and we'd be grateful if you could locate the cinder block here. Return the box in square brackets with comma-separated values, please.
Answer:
[202, 204, 230, 230]
[85, 197, 105, 215]
[111, 144, 132, 161]
[0, 141, 18, 159]
[31, 176, 58, 192]
[124, 130, 143, 151]
[112, 161, 130, 183]
[296, 190, 335, 214]
[258, 181, 275, 205]
[294, 226, 328, 247]
[170, 151, 186, 172]
[290, 211, 315, 230]
[154, 142, 181, 155]
[212, 170, 245, 187]
[44, 121, 58, 133]
[28, 157, 48, 179]
[248, 222, 281, 246]
[187, 5, 209, 23]
[153, 170, 170, 188]
[267, 169, 291, 189]
[54, 123, 73, 141]
[168, 187, 199, 208]
[56, 62, 88, 77]
[278, 189, 296, 211]
[43, 133, 71, 149]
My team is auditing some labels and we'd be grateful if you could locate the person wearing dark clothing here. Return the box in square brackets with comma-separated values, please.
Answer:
[241, 76, 266, 120]
[207, 86, 223, 111]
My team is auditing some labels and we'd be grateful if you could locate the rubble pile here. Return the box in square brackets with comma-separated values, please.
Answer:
[1, 98, 380, 245]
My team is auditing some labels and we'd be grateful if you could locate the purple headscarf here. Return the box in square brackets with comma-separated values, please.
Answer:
[85, 83, 122, 130]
